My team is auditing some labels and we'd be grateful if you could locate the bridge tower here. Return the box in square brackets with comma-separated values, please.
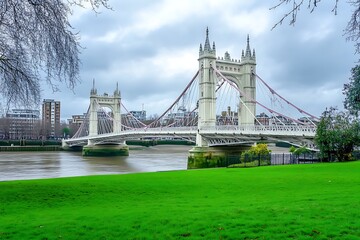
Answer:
[216, 34, 257, 126]
[188, 29, 256, 168]
[196, 27, 217, 147]
[83, 81, 129, 156]
[89, 80, 122, 136]
[195, 29, 257, 147]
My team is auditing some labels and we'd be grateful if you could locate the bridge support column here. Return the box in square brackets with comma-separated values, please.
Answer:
[61, 139, 69, 150]
[82, 140, 129, 157]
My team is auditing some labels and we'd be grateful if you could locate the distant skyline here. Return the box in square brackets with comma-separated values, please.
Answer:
[38, 1, 357, 120]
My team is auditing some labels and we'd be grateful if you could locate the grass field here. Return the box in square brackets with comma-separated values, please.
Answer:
[0, 161, 359, 239]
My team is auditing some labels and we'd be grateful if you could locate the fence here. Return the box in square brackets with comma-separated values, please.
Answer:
[274, 153, 321, 165]
[226, 152, 320, 168]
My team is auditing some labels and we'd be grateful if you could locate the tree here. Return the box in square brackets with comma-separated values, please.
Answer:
[249, 143, 272, 155]
[343, 65, 360, 116]
[241, 143, 272, 165]
[289, 145, 311, 155]
[0, 0, 110, 107]
[63, 127, 70, 137]
[270, 1, 360, 53]
[61, 120, 70, 138]
[315, 107, 360, 161]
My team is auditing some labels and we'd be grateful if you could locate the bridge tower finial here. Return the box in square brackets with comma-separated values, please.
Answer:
[204, 27, 211, 51]
[242, 34, 256, 62]
[91, 78, 97, 95]
[114, 82, 120, 97]
[245, 34, 251, 58]
[199, 27, 216, 57]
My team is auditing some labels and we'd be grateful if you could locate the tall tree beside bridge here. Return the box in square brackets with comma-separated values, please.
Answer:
[343, 65, 360, 116]
[271, 1, 360, 158]
[315, 107, 360, 161]
[0, 0, 109, 107]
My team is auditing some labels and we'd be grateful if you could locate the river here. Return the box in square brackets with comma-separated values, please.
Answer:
[0, 145, 192, 181]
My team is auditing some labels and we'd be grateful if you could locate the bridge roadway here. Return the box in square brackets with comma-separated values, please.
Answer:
[64, 125, 316, 147]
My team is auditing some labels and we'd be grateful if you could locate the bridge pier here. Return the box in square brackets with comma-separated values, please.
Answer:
[61, 139, 69, 150]
[188, 145, 251, 169]
[82, 140, 129, 157]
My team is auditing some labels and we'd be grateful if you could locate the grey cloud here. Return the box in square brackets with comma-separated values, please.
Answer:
[41, 0, 358, 120]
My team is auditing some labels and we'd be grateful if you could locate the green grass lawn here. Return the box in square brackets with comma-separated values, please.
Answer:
[0, 161, 359, 239]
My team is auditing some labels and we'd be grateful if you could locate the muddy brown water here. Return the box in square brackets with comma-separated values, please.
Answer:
[0, 145, 191, 181]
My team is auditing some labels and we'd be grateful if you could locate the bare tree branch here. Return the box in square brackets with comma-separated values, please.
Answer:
[345, 1, 360, 53]
[0, 0, 109, 108]
[270, 0, 338, 29]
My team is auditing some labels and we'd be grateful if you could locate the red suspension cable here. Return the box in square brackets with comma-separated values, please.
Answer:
[254, 73, 319, 121]
[213, 67, 307, 125]
[147, 70, 199, 127]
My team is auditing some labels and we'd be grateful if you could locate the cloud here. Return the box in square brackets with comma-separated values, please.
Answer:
[299, 20, 335, 43]
[222, 8, 271, 36]
[39, 0, 358, 121]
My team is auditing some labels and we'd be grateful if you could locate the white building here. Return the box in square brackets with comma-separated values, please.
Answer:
[6, 109, 40, 139]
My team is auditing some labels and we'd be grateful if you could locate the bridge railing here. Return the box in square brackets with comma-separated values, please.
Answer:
[119, 125, 316, 133]
[66, 124, 316, 146]
[121, 127, 198, 133]
[201, 125, 316, 133]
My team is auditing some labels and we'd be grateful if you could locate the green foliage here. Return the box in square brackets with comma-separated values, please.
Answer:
[290, 146, 311, 156]
[62, 127, 70, 136]
[344, 65, 360, 116]
[1, 162, 360, 239]
[241, 143, 271, 165]
[188, 154, 234, 169]
[315, 107, 360, 161]
[289, 145, 296, 153]
[227, 160, 262, 168]
[250, 143, 272, 155]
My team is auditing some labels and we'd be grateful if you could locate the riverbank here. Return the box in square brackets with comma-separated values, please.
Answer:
[0, 139, 194, 152]
[0, 161, 359, 239]
[0, 145, 62, 151]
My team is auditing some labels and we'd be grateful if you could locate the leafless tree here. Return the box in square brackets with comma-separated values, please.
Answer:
[0, 0, 110, 107]
[271, 0, 360, 53]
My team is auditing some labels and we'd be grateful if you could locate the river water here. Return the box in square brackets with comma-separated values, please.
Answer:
[0, 145, 192, 181]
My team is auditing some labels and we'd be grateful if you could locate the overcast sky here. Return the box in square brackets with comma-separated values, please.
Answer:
[41, 0, 357, 121]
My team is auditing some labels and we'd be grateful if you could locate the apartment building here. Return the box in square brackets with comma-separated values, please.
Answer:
[42, 99, 61, 138]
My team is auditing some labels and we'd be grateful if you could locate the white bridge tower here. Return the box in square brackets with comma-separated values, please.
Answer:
[196, 28, 257, 147]
[88, 80, 122, 136]
[83, 81, 129, 156]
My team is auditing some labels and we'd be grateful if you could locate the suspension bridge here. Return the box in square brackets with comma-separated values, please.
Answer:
[62, 29, 318, 165]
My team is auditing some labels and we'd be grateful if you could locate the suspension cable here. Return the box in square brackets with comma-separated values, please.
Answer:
[254, 72, 319, 121]
[147, 70, 199, 127]
[212, 67, 306, 125]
